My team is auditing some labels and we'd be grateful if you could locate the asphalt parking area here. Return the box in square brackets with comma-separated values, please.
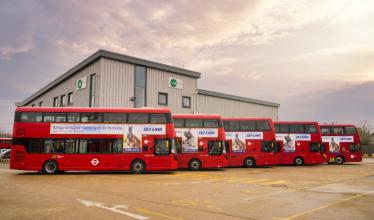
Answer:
[0, 158, 374, 220]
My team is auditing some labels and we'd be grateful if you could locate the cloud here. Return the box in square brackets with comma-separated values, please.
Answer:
[0, 41, 34, 60]
[279, 81, 374, 126]
[1, 0, 374, 132]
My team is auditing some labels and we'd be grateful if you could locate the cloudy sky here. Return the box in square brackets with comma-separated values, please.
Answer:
[1, 0, 374, 132]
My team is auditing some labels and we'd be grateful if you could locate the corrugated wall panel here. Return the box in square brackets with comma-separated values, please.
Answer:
[99, 58, 134, 107]
[146, 68, 197, 114]
[28, 60, 101, 107]
[196, 94, 278, 120]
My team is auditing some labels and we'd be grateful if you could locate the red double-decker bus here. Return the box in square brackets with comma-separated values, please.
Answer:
[223, 118, 277, 167]
[10, 107, 178, 174]
[274, 122, 324, 165]
[0, 138, 12, 149]
[320, 124, 362, 164]
[173, 114, 227, 170]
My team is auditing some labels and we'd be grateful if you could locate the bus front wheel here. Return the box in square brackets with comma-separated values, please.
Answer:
[189, 159, 201, 171]
[131, 160, 146, 174]
[42, 160, 58, 175]
[294, 157, 304, 166]
[335, 156, 344, 165]
[244, 158, 256, 168]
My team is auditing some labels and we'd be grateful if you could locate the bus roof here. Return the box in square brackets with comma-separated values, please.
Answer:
[223, 118, 273, 121]
[320, 124, 357, 127]
[274, 121, 319, 125]
[15, 107, 171, 114]
[172, 114, 221, 119]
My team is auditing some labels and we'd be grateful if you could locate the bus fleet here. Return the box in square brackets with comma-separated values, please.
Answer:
[9, 107, 363, 174]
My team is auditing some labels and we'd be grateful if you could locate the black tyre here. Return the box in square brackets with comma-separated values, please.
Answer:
[189, 159, 201, 171]
[244, 158, 256, 168]
[131, 160, 146, 174]
[294, 157, 304, 166]
[42, 160, 58, 175]
[335, 156, 344, 165]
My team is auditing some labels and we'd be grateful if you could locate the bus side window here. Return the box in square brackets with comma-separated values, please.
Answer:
[65, 139, 78, 153]
[224, 141, 230, 153]
[79, 140, 88, 153]
[44, 139, 56, 153]
[28, 139, 43, 153]
[322, 143, 328, 153]
[276, 141, 282, 152]
[175, 138, 182, 154]
[333, 127, 344, 135]
[113, 139, 123, 153]
[54, 140, 65, 153]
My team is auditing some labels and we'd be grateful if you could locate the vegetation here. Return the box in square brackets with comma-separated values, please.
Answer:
[357, 121, 372, 146]
[0, 128, 11, 138]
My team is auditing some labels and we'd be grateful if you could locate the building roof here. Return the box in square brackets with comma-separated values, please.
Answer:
[17, 49, 201, 106]
[197, 89, 280, 108]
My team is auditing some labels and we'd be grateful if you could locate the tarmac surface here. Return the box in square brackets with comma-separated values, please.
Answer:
[1, 158, 374, 220]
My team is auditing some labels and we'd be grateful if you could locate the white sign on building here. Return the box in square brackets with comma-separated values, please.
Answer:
[76, 77, 87, 90]
[168, 77, 183, 89]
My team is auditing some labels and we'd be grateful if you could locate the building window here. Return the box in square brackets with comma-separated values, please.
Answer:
[134, 66, 146, 108]
[67, 92, 73, 105]
[39, 101, 43, 107]
[53, 97, 59, 107]
[158, 92, 168, 106]
[182, 96, 191, 108]
[60, 95, 66, 107]
[89, 74, 96, 107]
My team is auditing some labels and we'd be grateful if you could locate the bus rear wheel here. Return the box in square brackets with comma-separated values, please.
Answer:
[294, 157, 304, 166]
[42, 160, 58, 175]
[131, 160, 146, 174]
[189, 159, 201, 171]
[335, 156, 344, 165]
[244, 158, 256, 168]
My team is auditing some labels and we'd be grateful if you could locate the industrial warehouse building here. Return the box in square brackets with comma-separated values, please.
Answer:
[17, 50, 280, 119]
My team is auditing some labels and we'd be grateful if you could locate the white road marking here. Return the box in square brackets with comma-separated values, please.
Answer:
[77, 199, 148, 220]
[163, 182, 183, 185]
[190, 181, 212, 184]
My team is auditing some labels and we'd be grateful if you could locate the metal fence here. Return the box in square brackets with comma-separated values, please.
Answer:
[362, 145, 374, 155]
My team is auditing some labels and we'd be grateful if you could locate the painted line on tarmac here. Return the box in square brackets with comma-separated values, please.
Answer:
[137, 208, 183, 220]
[224, 178, 253, 182]
[244, 179, 270, 184]
[260, 180, 288, 186]
[244, 191, 291, 202]
[77, 199, 148, 220]
[172, 199, 198, 207]
[163, 182, 183, 185]
[276, 190, 374, 220]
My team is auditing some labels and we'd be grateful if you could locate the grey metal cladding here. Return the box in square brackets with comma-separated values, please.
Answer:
[99, 50, 201, 78]
[18, 49, 201, 106]
[197, 89, 280, 107]
[17, 51, 102, 106]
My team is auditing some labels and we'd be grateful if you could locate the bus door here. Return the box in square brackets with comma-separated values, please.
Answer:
[147, 137, 173, 168]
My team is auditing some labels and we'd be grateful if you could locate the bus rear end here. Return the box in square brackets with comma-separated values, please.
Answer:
[320, 124, 362, 164]
[173, 114, 227, 170]
[275, 122, 324, 165]
[223, 118, 277, 167]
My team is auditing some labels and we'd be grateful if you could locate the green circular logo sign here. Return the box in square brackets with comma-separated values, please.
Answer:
[77, 80, 83, 89]
[170, 78, 177, 88]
